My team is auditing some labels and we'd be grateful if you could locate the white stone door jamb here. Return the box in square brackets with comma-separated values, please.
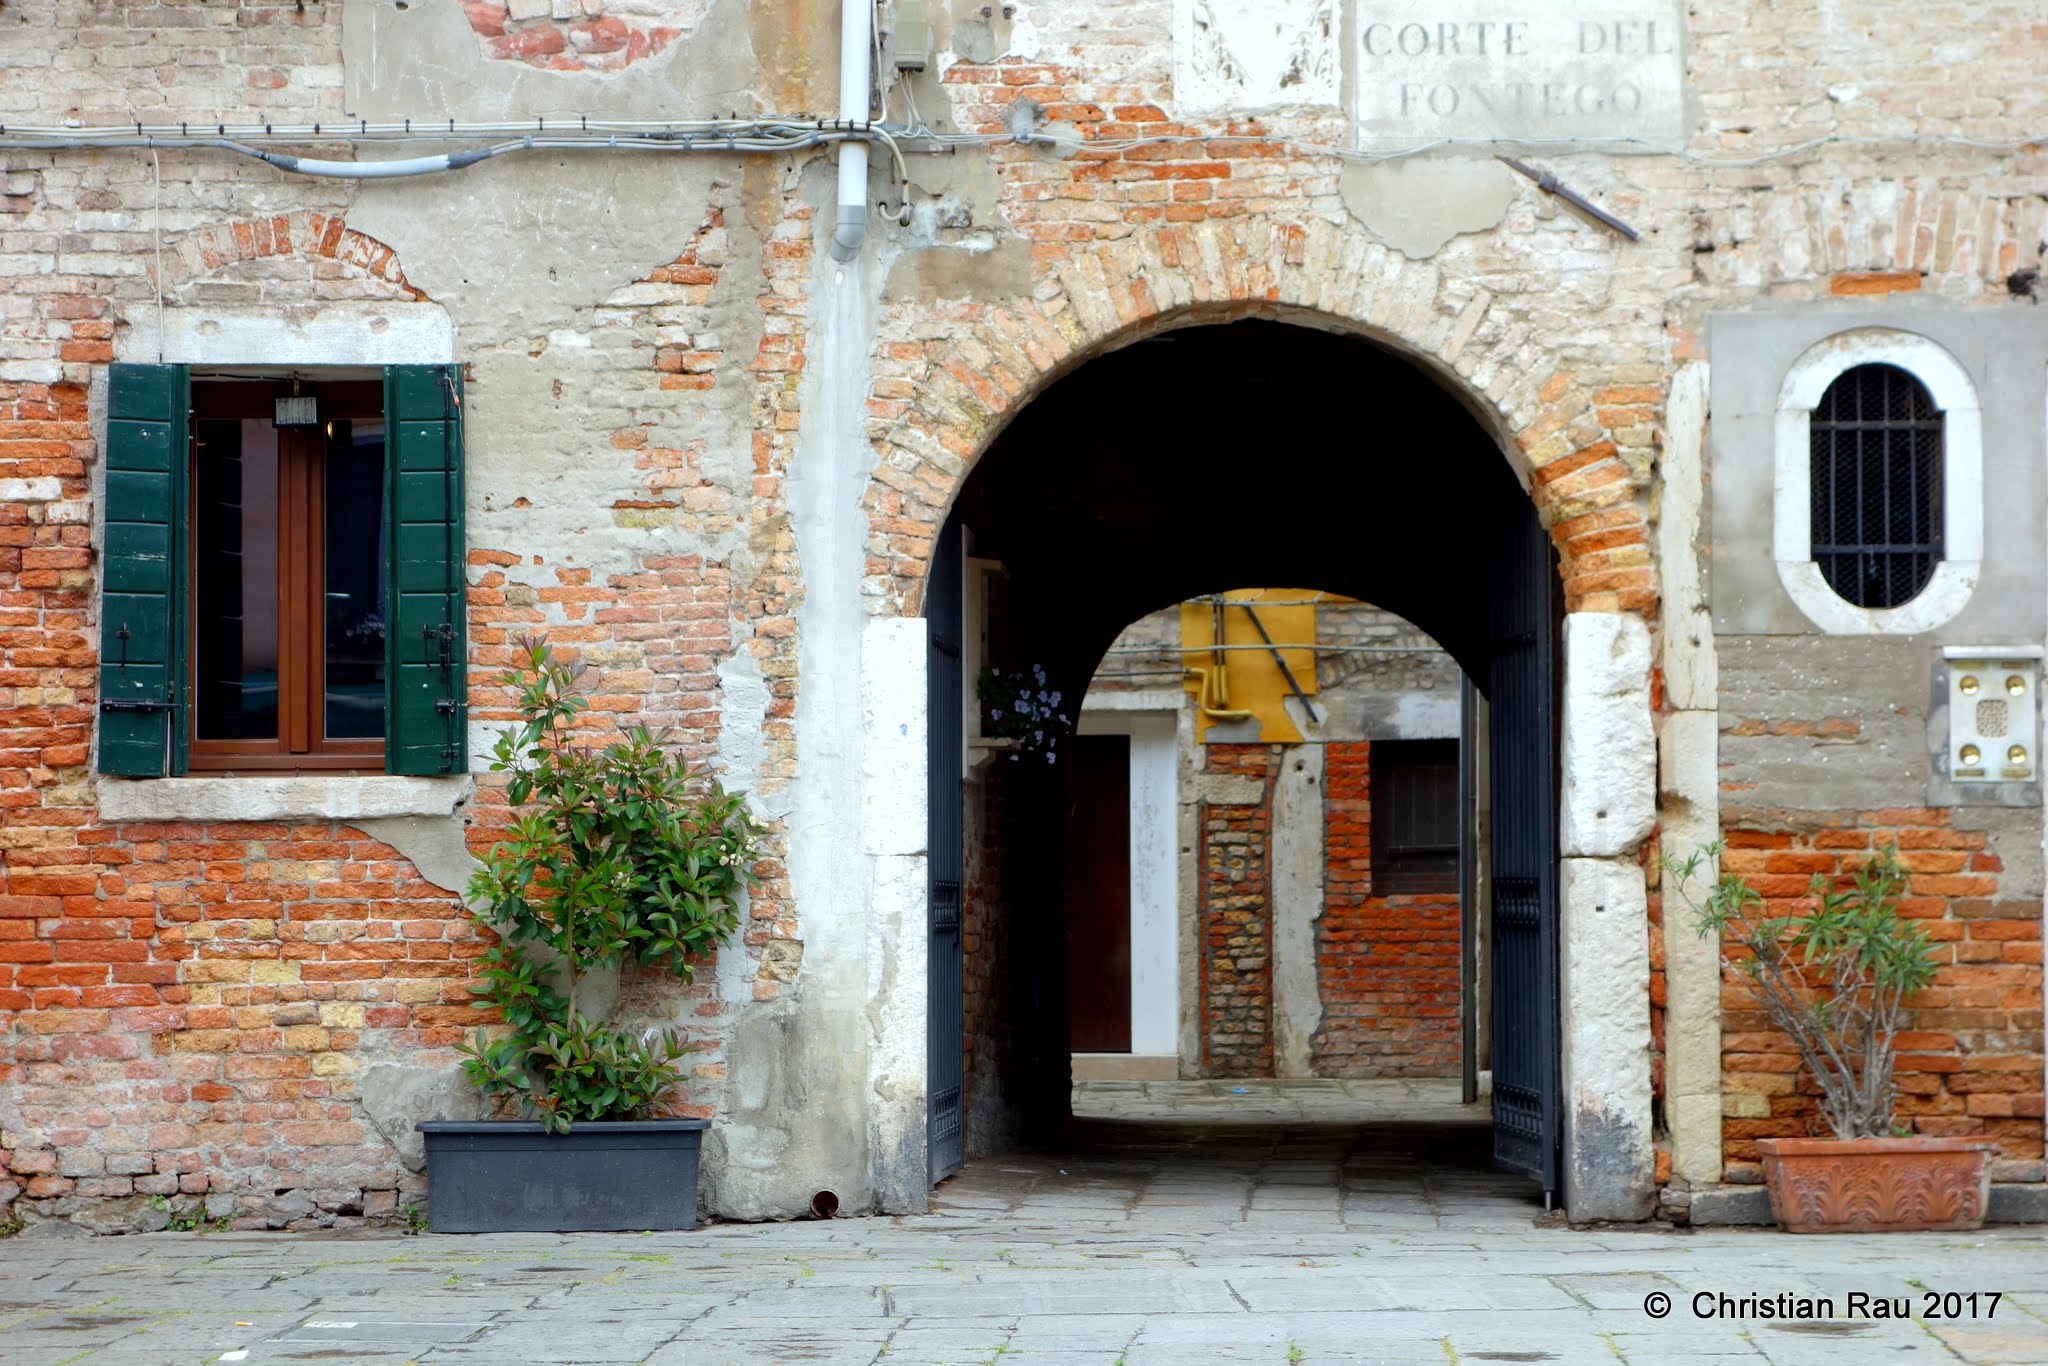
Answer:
[1559, 610, 1660, 1222]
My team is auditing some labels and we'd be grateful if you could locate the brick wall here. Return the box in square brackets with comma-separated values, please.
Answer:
[1313, 743, 1461, 1078]
[959, 763, 1039, 1157]
[1718, 812, 2044, 1183]
[0, 5, 823, 1230]
[1, 821, 477, 1227]
[1200, 744, 1277, 1076]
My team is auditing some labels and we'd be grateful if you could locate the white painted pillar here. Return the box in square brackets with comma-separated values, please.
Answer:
[1126, 715, 1181, 1058]
[860, 616, 929, 1214]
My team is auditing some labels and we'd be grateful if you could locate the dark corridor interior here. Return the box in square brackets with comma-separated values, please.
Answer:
[930, 319, 1559, 1197]
[947, 320, 1527, 683]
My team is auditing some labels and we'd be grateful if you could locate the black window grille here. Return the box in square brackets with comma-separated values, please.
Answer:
[1809, 362, 1944, 609]
[1372, 738, 1459, 896]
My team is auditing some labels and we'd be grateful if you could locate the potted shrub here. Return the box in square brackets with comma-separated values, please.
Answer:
[1668, 843, 1997, 1233]
[419, 637, 761, 1233]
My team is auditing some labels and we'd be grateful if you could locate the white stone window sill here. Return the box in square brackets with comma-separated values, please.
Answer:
[98, 774, 473, 823]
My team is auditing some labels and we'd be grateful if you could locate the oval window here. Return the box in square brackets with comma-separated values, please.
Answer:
[1808, 362, 1944, 608]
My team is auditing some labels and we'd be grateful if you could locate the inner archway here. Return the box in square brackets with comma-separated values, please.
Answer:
[924, 319, 1568, 1209]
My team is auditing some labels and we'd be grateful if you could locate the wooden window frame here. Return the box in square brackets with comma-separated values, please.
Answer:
[186, 378, 386, 773]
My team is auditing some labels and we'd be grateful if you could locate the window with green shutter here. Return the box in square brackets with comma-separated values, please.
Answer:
[96, 362, 467, 778]
[97, 365, 189, 777]
[384, 366, 468, 777]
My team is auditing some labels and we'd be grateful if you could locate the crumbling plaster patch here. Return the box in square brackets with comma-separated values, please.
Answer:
[1339, 157, 1520, 260]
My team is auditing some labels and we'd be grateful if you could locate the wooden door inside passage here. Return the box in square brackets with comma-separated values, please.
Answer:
[1064, 734, 1133, 1053]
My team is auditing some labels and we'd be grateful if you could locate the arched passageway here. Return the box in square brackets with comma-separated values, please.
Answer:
[925, 319, 1567, 1207]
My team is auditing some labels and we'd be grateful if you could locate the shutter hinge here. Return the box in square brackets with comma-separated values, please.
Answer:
[99, 698, 177, 713]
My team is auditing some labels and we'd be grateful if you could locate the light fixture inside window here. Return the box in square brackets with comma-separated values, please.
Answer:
[274, 378, 318, 428]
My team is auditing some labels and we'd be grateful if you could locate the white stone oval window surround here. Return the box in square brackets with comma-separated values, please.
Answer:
[1773, 329, 1982, 634]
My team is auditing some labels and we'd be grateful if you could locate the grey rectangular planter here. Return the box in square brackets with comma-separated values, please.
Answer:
[417, 1118, 708, 1233]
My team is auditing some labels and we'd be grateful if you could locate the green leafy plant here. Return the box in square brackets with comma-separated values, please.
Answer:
[1665, 842, 1940, 1140]
[459, 635, 762, 1134]
[146, 1194, 228, 1233]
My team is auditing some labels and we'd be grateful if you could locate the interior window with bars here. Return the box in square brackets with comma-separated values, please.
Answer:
[1371, 738, 1459, 896]
[1808, 361, 1944, 609]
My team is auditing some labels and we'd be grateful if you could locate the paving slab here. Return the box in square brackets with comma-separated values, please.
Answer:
[3, 1084, 2045, 1365]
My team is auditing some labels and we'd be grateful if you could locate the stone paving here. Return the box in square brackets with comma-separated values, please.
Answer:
[1, 1082, 2044, 1365]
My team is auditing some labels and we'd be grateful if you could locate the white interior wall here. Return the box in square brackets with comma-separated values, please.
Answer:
[1079, 701, 1181, 1060]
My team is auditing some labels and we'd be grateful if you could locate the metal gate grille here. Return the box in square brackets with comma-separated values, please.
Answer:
[926, 519, 966, 1185]
[1809, 362, 1943, 609]
[1488, 499, 1562, 1199]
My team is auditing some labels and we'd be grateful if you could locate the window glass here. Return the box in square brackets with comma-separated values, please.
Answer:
[1808, 362, 1943, 609]
[324, 419, 387, 739]
[188, 378, 387, 766]
[193, 418, 281, 741]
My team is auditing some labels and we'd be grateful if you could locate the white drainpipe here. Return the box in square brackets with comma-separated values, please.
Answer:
[830, 0, 872, 261]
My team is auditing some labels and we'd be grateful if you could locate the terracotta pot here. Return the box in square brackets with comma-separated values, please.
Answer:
[1755, 1136, 1998, 1233]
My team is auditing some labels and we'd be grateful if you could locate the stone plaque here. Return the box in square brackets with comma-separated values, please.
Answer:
[1174, 0, 1339, 116]
[1353, 1, 1684, 142]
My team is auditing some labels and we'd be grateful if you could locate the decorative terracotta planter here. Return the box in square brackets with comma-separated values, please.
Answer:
[1755, 1136, 1998, 1233]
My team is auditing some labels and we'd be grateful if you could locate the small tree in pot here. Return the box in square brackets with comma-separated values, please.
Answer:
[419, 636, 761, 1232]
[1667, 842, 1996, 1232]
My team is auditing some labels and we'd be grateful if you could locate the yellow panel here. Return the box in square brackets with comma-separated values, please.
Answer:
[1180, 589, 1321, 744]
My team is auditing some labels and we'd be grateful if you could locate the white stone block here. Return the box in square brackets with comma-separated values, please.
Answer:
[1560, 611, 1656, 858]
[1657, 708, 1723, 1185]
[97, 775, 473, 824]
[0, 477, 61, 502]
[1560, 855, 1655, 1221]
[1656, 363, 1716, 710]
[860, 615, 928, 858]
[1172, 0, 1338, 116]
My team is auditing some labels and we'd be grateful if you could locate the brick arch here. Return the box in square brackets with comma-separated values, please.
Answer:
[160, 211, 425, 302]
[865, 217, 1652, 616]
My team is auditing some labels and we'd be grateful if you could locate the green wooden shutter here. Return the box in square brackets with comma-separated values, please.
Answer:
[384, 365, 467, 775]
[97, 363, 189, 777]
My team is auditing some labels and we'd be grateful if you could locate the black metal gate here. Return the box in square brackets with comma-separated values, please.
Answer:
[926, 519, 966, 1185]
[1486, 501, 1563, 1200]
